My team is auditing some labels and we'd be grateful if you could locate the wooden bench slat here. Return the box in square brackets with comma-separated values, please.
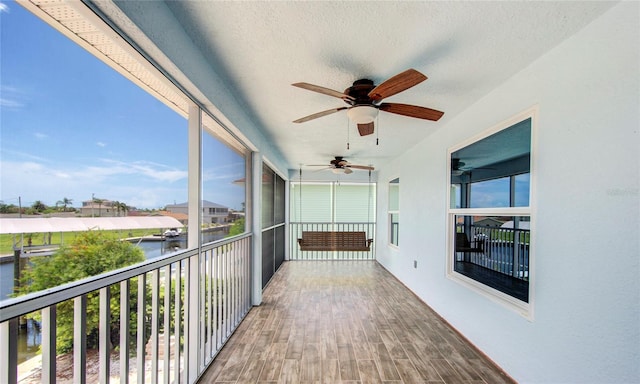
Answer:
[298, 231, 372, 252]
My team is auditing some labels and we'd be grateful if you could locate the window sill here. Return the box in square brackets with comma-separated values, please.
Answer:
[446, 269, 533, 320]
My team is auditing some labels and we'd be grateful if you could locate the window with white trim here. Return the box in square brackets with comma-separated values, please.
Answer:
[389, 178, 399, 246]
[448, 108, 535, 317]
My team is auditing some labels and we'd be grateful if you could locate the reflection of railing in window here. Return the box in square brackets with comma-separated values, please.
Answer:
[456, 224, 530, 281]
[390, 217, 399, 246]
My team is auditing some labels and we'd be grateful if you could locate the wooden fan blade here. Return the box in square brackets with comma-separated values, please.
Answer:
[347, 164, 375, 171]
[292, 82, 355, 101]
[357, 122, 375, 136]
[293, 107, 347, 123]
[368, 69, 427, 101]
[379, 103, 444, 121]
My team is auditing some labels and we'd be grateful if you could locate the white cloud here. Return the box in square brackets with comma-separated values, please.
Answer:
[1, 85, 29, 110]
[20, 161, 45, 172]
[95, 159, 188, 183]
[202, 161, 245, 182]
[1, 149, 49, 163]
[0, 98, 23, 109]
[34, 132, 48, 140]
[0, 3, 9, 13]
[96, 142, 107, 147]
[0, 159, 189, 209]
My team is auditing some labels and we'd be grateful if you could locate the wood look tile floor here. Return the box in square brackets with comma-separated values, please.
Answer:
[199, 261, 515, 384]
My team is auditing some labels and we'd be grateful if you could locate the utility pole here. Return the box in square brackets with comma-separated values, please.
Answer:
[92, 193, 95, 217]
[14, 196, 22, 296]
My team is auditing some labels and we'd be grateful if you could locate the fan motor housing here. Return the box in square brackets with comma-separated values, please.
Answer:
[344, 79, 376, 105]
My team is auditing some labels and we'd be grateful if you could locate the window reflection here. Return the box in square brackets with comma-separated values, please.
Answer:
[451, 118, 531, 209]
[201, 112, 247, 243]
[389, 178, 399, 246]
[449, 115, 533, 305]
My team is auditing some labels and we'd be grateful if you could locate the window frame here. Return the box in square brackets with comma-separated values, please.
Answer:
[446, 106, 537, 320]
[388, 178, 400, 248]
[290, 181, 376, 224]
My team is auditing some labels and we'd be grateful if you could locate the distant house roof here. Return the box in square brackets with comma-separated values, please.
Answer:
[474, 217, 505, 227]
[501, 220, 531, 230]
[157, 211, 188, 221]
[166, 200, 227, 209]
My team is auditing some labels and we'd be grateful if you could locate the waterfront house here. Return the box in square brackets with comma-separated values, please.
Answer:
[79, 199, 116, 217]
[165, 200, 230, 225]
[1, 2, 637, 384]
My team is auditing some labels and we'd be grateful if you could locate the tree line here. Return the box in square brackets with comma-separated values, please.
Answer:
[0, 197, 132, 216]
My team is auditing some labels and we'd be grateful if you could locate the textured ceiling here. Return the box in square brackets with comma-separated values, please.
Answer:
[152, 2, 615, 173]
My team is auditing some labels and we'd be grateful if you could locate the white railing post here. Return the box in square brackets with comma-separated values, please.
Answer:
[74, 295, 87, 383]
[163, 265, 171, 384]
[0, 318, 18, 384]
[186, 254, 200, 383]
[173, 262, 182, 384]
[99, 287, 111, 384]
[151, 269, 160, 383]
[41, 305, 57, 383]
[119, 281, 129, 384]
[137, 274, 146, 384]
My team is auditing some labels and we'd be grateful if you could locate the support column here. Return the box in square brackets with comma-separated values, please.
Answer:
[186, 103, 202, 382]
[251, 152, 263, 306]
[284, 179, 290, 261]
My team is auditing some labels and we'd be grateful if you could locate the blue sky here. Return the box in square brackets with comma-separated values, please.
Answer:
[0, 1, 245, 210]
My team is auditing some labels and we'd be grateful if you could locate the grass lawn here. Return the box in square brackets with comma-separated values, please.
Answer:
[0, 228, 162, 256]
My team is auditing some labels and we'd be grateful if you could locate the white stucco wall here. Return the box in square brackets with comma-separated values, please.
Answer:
[375, 3, 639, 383]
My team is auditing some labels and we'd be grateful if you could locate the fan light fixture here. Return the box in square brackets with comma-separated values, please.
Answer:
[347, 105, 378, 124]
[331, 167, 353, 175]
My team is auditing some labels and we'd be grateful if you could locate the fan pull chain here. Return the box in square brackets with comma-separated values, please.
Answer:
[299, 167, 303, 223]
[346, 118, 350, 150]
[367, 170, 372, 224]
[376, 115, 380, 146]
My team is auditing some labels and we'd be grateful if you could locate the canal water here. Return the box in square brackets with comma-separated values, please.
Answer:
[0, 231, 226, 363]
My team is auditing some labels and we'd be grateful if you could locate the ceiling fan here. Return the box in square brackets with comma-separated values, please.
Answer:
[308, 156, 374, 174]
[452, 158, 494, 176]
[292, 69, 444, 136]
[452, 158, 468, 176]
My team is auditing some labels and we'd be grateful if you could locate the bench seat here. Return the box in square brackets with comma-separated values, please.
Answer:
[455, 232, 484, 253]
[298, 231, 373, 252]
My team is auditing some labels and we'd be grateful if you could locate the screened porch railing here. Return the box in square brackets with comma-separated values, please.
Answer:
[289, 222, 375, 260]
[456, 224, 530, 280]
[0, 233, 252, 384]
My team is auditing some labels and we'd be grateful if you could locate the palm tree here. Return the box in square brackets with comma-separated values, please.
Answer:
[31, 200, 46, 212]
[93, 198, 104, 217]
[119, 202, 129, 217]
[62, 197, 72, 212]
[56, 197, 73, 212]
[112, 200, 121, 216]
[112, 201, 129, 217]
